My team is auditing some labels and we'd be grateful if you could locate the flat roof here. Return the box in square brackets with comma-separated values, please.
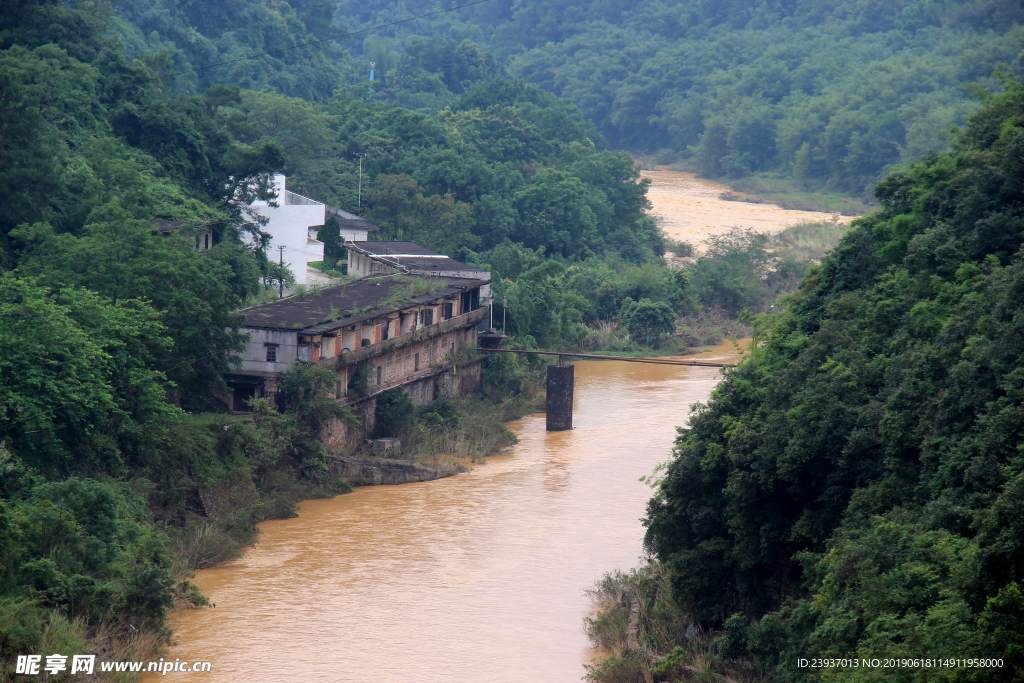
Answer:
[325, 205, 380, 230]
[351, 241, 440, 255]
[240, 275, 488, 334]
[347, 241, 488, 275]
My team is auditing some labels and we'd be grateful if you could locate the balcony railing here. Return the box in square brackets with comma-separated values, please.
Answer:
[318, 307, 488, 369]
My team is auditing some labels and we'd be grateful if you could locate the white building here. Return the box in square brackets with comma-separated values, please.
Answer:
[325, 205, 379, 242]
[247, 175, 325, 285]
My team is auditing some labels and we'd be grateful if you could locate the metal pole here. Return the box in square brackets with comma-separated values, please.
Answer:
[355, 154, 364, 217]
[278, 245, 286, 299]
[502, 296, 507, 335]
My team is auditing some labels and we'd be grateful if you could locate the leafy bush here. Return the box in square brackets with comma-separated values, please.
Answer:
[373, 387, 415, 438]
[619, 298, 677, 342]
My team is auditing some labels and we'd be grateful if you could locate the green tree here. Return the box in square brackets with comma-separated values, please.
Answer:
[317, 215, 345, 262]
[276, 364, 357, 473]
[643, 77, 1024, 680]
[620, 298, 677, 342]
[373, 387, 415, 438]
[513, 169, 600, 256]
[13, 209, 247, 405]
[3, 478, 178, 630]
[0, 276, 179, 473]
[365, 174, 478, 252]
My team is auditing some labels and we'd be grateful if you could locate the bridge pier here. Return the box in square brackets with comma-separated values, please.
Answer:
[546, 364, 574, 431]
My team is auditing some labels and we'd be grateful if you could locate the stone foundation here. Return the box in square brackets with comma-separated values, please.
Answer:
[328, 457, 468, 486]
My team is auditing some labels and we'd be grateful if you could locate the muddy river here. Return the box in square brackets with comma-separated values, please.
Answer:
[152, 345, 740, 682]
[153, 172, 824, 682]
[642, 168, 847, 248]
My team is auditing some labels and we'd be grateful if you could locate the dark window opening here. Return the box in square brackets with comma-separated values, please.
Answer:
[376, 366, 382, 385]
[233, 385, 256, 412]
[414, 353, 420, 371]
[442, 303, 453, 320]
[382, 320, 390, 340]
[266, 346, 277, 362]
[423, 309, 434, 326]
[361, 338, 371, 347]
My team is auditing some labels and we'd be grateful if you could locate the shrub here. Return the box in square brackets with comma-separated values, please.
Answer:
[374, 387, 415, 438]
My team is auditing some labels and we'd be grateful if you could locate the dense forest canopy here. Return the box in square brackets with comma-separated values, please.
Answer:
[4, 0, 1024, 676]
[0, 0, 670, 658]
[642, 77, 1024, 680]
[335, 0, 1024, 194]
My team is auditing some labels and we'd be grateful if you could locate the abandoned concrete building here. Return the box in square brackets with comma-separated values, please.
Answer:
[223, 274, 491, 433]
[345, 241, 490, 280]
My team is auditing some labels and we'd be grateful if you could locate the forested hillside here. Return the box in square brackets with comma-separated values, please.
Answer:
[0, 0, 674, 664]
[6, 0, 1024, 675]
[625, 77, 1024, 682]
[336, 0, 1024, 194]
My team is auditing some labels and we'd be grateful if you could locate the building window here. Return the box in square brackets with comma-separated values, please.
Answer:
[376, 366, 382, 385]
[266, 346, 277, 362]
[442, 303, 453, 320]
[423, 309, 434, 326]
[414, 353, 420, 371]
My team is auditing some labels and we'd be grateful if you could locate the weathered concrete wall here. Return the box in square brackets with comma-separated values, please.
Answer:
[322, 397, 376, 454]
[405, 373, 437, 404]
[354, 326, 477, 394]
[321, 360, 482, 454]
[237, 328, 299, 374]
[328, 457, 467, 485]
[456, 361, 482, 396]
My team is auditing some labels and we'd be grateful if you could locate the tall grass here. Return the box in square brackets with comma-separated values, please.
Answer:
[768, 219, 849, 262]
[169, 516, 258, 570]
[391, 396, 527, 464]
[584, 562, 760, 683]
[0, 599, 168, 683]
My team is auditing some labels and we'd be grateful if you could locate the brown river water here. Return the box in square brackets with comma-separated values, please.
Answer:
[642, 168, 848, 247]
[151, 173, 821, 682]
[150, 345, 740, 683]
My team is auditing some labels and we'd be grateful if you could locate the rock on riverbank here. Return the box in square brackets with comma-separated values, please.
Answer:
[329, 457, 468, 486]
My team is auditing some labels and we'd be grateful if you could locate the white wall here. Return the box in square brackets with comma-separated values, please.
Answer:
[339, 227, 370, 242]
[237, 328, 299, 373]
[247, 175, 325, 285]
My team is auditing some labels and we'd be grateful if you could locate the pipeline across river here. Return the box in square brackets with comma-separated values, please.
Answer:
[147, 341, 743, 682]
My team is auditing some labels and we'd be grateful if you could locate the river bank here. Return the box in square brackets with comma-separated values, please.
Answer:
[143, 342, 742, 682]
[140, 163, 831, 682]
[641, 168, 854, 251]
